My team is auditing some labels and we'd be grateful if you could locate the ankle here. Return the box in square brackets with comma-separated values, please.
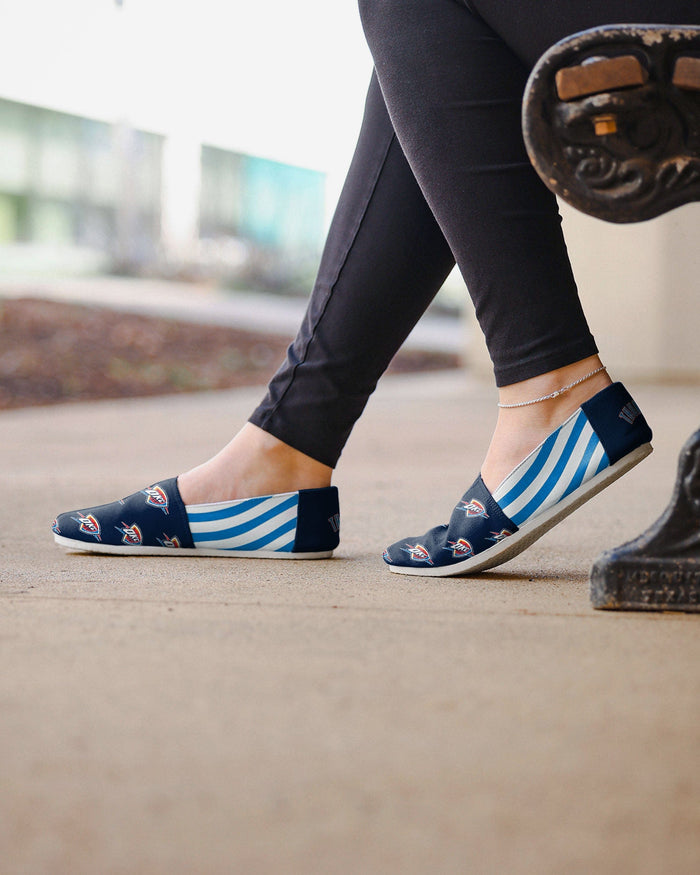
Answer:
[245, 426, 333, 492]
[177, 424, 332, 505]
[496, 357, 611, 420]
[481, 358, 612, 492]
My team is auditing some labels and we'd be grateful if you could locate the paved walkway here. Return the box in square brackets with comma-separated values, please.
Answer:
[1, 371, 699, 874]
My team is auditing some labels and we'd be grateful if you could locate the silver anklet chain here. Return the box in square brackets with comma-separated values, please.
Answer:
[497, 366, 607, 409]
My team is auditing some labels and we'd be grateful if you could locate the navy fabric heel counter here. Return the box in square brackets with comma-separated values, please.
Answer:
[581, 382, 652, 464]
[294, 487, 340, 553]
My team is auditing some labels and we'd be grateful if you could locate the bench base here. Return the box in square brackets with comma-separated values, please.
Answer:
[591, 557, 700, 612]
[523, 24, 700, 223]
[590, 430, 700, 612]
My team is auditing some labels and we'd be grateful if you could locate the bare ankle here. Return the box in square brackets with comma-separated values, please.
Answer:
[481, 357, 612, 492]
[496, 356, 611, 419]
[177, 423, 332, 505]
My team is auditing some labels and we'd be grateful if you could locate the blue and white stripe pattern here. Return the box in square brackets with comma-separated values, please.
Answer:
[493, 409, 609, 527]
[186, 492, 299, 553]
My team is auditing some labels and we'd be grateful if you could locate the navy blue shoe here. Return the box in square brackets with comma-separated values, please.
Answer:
[53, 479, 340, 559]
[384, 383, 652, 577]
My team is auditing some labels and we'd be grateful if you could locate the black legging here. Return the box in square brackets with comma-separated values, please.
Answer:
[250, 0, 699, 468]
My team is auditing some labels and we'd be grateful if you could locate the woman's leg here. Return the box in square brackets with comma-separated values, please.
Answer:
[180, 73, 456, 503]
[358, 0, 699, 496]
[358, 0, 610, 390]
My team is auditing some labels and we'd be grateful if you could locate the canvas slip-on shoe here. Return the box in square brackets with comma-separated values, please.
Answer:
[53, 480, 340, 559]
[383, 382, 652, 577]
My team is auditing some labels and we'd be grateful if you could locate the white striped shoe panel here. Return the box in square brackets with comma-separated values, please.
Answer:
[493, 410, 609, 527]
[186, 492, 299, 552]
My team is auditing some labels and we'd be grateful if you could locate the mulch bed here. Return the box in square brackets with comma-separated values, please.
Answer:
[0, 297, 459, 410]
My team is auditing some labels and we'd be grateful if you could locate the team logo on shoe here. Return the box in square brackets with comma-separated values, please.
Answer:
[619, 402, 641, 425]
[73, 513, 101, 541]
[116, 522, 143, 546]
[382, 548, 392, 562]
[402, 543, 434, 565]
[458, 498, 489, 518]
[51, 518, 61, 534]
[445, 538, 474, 559]
[142, 485, 169, 514]
[487, 529, 512, 543]
[157, 534, 182, 548]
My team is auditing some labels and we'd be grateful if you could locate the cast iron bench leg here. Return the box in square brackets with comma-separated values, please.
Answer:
[590, 429, 700, 611]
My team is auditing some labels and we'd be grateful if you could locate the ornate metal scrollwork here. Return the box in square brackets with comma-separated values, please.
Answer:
[523, 25, 700, 222]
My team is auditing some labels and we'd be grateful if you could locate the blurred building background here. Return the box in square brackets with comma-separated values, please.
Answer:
[0, 96, 326, 292]
[0, 0, 376, 293]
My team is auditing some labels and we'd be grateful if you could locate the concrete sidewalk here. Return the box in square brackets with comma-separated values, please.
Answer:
[1, 372, 699, 874]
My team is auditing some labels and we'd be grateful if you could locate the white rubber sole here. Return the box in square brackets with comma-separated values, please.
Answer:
[388, 442, 653, 578]
[53, 534, 333, 560]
